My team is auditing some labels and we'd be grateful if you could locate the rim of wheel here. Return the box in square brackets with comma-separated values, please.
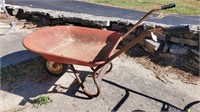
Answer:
[46, 61, 63, 75]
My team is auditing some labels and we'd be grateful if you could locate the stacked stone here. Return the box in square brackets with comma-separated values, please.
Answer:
[162, 25, 199, 69]
[6, 5, 199, 70]
[112, 22, 199, 69]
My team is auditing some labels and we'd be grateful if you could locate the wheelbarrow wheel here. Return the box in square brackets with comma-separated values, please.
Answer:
[45, 61, 68, 77]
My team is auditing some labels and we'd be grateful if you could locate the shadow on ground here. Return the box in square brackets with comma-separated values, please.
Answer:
[1, 51, 92, 106]
[1, 50, 102, 106]
[103, 79, 200, 112]
[1, 50, 38, 68]
[1, 51, 199, 112]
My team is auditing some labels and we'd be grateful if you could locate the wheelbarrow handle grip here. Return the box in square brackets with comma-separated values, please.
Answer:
[161, 3, 176, 10]
[121, 3, 176, 40]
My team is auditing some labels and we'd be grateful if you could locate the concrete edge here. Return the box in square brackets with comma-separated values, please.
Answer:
[6, 4, 176, 27]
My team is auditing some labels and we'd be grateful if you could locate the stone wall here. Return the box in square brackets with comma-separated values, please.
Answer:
[5, 5, 199, 72]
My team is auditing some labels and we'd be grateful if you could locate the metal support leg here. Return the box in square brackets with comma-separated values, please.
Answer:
[69, 64, 110, 97]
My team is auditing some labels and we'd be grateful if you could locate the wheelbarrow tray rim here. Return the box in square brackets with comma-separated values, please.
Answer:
[23, 26, 122, 67]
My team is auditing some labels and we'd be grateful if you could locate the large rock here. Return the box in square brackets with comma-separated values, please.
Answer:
[162, 43, 169, 53]
[30, 11, 46, 16]
[41, 17, 51, 25]
[31, 15, 42, 21]
[122, 34, 135, 45]
[169, 45, 188, 55]
[11, 8, 19, 16]
[156, 34, 166, 41]
[62, 17, 82, 24]
[170, 36, 198, 47]
[81, 19, 110, 27]
[190, 59, 199, 69]
[190, 49, 200, 56]
[190, 49, 200, 63]
[159, 53, 178, 63]
[111, 20, 132, 31]
[111, 23, 128, 32]
[184, 31, 200, 40]
[15, 9, 31, 19]
[142, 39, 161, 53]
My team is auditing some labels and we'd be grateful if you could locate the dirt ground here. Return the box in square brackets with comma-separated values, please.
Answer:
[123, 49, 199, 85]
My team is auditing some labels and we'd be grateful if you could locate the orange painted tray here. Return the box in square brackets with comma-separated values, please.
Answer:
[23, 26, 122, 67]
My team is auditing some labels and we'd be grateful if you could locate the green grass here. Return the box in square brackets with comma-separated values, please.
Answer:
[33, 95, 52, 106]
[1, 67, 18, 85]
[85, 0, 200, 15]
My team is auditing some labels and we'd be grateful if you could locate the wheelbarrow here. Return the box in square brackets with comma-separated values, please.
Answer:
[23, 4, 176, 97]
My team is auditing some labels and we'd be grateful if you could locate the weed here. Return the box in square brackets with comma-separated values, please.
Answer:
[1, 67, 16, 85]
[32, 95, 52, 106]
[12, 109, 21, 112]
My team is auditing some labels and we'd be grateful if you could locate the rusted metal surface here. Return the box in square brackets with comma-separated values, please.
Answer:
[23, 26, 122, 67]
[69, 63, 111, 97]
[23, 4, 175, 97]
